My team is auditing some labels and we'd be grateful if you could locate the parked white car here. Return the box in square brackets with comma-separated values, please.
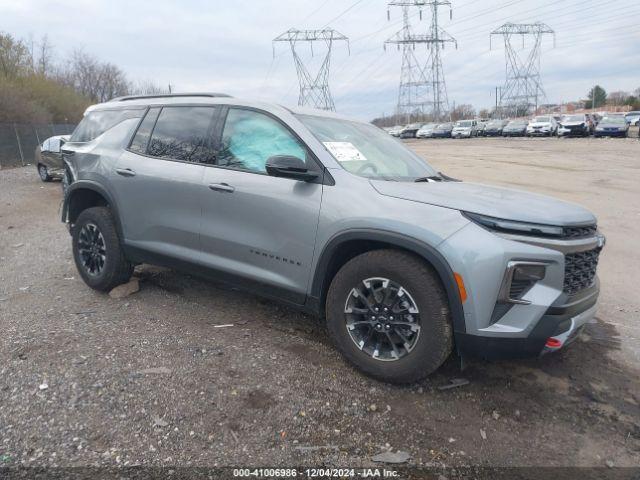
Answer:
[451, 120, 478, 138]
[416, 123, 438, 138]
[624, 111, 640, 126]
[388, 125, 404, 137]
[526, 116, 558, 136]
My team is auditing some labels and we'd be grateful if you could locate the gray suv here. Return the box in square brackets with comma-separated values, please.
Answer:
[61, 94, 605, 383]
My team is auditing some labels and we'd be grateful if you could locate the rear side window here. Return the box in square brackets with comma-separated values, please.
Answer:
[129, 107, 160, 154]
[147, 106, 218, 164]
[70, 109, 144, 142]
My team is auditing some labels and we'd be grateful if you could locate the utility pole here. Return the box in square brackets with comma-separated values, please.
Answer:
[490, 22, 554, 118]
[273, 28, 349, 111]
[385, 1, 457, 122]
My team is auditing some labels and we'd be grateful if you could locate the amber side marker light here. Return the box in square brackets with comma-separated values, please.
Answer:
[546, 338, 563, 348]
[453, 272, 467, 303]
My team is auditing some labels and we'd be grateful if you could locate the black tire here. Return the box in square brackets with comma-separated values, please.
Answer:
[38, 164, 52, 182]
[72, 207, 133, 292]
[326, 249, 452, 384]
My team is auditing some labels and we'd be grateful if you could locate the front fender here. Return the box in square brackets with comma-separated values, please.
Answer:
[309, 229, 467, 334]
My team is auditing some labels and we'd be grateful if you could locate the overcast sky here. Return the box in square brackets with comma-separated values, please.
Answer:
[2, 0, 639, 120]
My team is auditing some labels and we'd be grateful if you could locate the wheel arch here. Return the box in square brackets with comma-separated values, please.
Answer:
[308, 229, 466, 333]
[62, 181, 123, 238]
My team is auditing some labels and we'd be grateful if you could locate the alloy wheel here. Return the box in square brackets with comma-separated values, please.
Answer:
[38, 165, 48, 180]
[77, 223, 107, 276]
[344, 277, 421, 362]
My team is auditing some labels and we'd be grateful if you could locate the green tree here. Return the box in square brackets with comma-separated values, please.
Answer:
[587, 85, 607, 109]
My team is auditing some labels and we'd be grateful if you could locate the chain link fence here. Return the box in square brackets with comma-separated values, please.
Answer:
[0, 123, 77, 169]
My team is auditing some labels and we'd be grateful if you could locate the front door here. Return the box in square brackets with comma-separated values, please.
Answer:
[111, 105, 219, 260]
[200, 107, 324, 302]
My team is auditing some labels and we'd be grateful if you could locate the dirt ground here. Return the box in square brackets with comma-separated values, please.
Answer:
[0, 135, 639, 471]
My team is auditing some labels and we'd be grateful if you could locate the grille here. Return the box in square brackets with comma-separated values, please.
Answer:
[562, 224, 597, 239]
[564, 247, 601, 295]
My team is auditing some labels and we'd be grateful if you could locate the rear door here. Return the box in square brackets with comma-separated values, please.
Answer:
[199, 107, 324, 302]
[112, 105, 220, 261]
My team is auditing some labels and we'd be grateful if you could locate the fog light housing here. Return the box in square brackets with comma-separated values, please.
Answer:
[513, 264, 546, 282]
[498, 261, 548, 305]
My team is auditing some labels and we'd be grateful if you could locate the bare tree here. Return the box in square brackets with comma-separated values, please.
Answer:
[130, 80, 170, 96]
[35, 35, 54, 76]
[450, 104, 476, 121]
[607, 91, 628, 107]
[0, 33, 32, 77]
[62, 49, 129, 102]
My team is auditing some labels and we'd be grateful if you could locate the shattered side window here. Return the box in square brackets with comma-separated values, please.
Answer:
[217, 108, 307, 173]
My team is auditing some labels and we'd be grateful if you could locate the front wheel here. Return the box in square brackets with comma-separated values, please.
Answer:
[326, 250, 452, 383]
[72, 207, 133, 292]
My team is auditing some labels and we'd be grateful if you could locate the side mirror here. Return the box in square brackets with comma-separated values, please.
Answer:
[265, 155, 319, 182]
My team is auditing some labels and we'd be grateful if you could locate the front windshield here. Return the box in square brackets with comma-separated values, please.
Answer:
[508, 121, 526, 126]
[533, 116, 551, 122]
[298, 115, 438, 181]
[563, 115, 584, 122]
[602, 117, 626, 124]
[437, 123, 452, 129]
[456, 121, 473, 127]
[487, 121, 503, 127]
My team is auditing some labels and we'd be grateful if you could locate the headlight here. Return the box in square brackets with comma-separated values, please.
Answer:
[463, 211, 564, 237]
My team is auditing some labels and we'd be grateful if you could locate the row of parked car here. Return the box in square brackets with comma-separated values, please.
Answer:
[387, 111, 640, 139]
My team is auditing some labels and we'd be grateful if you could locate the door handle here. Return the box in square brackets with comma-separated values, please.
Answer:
[208, 182, 235, 193]
[115, 168, 136, 177]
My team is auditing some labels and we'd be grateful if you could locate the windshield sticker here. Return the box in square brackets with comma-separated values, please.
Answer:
[323, 142, 367, 163]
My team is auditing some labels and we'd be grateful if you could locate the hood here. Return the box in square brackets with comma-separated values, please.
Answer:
[560, 120, 585, 126]
[528, 121, 551, 127]
[504, 124, 526, 130]
[370, 180, 595, 226]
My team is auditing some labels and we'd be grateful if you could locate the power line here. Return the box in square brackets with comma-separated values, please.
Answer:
[321, 0, 367, 28]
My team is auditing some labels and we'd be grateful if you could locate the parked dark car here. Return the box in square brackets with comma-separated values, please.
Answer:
[431, 122, 454, 138]
[484, 119, 508, 136]
[502, 120, 528, 137]
[35, 135, 69, 182]
[400, 123, 423, 139]
[557, 114, 594, 137]
[594, 116, 629, 138]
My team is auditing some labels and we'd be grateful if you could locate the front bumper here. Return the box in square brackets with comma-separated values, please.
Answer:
[456, 282, 599, 359]
[594, 130, 627, 137]
[452, 130, 472, 138]
[527, 128, 552, 136]
[558, 126, 589, 136]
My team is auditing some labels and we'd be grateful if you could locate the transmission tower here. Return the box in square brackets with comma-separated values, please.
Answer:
[385, 1, 456, 122]
[273, 28, 349, 111]
[490, 22, 555, 117]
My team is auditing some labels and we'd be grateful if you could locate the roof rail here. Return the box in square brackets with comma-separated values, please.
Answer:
[109, 93, 232, 102]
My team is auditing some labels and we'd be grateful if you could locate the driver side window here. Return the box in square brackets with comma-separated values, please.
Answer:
[217, 108, 307, 174]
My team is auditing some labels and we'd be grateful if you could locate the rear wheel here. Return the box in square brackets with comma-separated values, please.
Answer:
[38, 164, 52, 182]
[326, 250, 452, 383]
[72, 207, 133, 292]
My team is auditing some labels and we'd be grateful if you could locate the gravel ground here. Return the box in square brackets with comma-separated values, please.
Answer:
[0, 136, 639, 470]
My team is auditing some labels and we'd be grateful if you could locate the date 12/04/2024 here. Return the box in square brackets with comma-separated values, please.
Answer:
[232, 468, 401, 478]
